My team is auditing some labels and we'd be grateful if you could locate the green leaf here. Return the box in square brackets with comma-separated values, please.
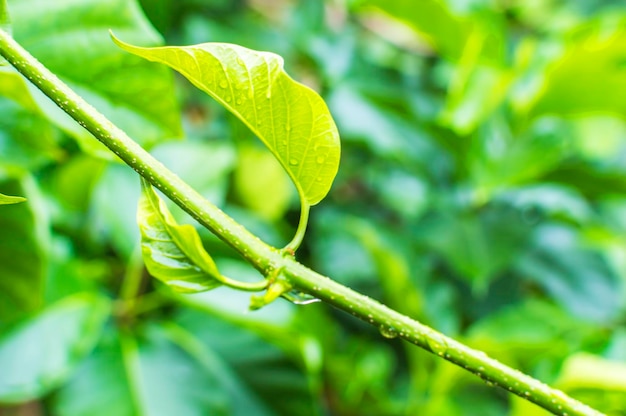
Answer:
[0, 192, 24, 204]
[175, 308, 321, 415]
[530, 17, 626, 118]
[7, 0, 182, 156]
[0, 174, 47, 328]
[112, 34, 340, 207]
[233, 143, 293, 221]
[516, 224, 623, 322]
[0, 68, 41, 112]
[0, 97, 60, 170]
[0, 0, 9, 37]
[138, 178, 222, 293]
[54, 322, 268, 416]
[0, 293, 110, 403]
[558, 353, 626, 391]
[52, 328, 137, 416]
[361, 0, 504, 62]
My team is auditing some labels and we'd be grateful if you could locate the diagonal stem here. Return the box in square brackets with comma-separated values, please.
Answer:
[0, 28, 604, 416]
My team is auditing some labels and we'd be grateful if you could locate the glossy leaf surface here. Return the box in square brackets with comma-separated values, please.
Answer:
[113, 34, 340, 206]
[137, 178, 221, 293]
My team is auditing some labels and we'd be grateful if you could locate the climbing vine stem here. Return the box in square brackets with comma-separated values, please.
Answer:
[0, 29, 603, 416]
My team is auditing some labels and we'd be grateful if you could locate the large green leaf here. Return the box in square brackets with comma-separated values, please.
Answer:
[0, 97, 60, 170]
[112, 34, 340, 206]
[516, 224, 623, 322]
[0, 293, 110, 403]
[52, 329, 136, 416]
[530, 17, 626, 118]
[137, 178, 222, 293]
[175, 308, 320, 415]
[6, 0, 181, 156]
[54, 322, 286, 416]
[0, 174, 47, 328]
[360, 0, 504, 63]
[233, 143, 293, 221]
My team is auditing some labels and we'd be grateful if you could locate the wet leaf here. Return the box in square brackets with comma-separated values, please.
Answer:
[137, 178, 221, 293]
[112, 34, 340, 207]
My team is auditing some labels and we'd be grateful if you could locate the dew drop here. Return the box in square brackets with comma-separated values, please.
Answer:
[285, 125, 291, 132]
[316, 156, 325, 164]
[379, 326, 398, 339]
[225, 96, 232, 103]
[219, 80, 228, 88]
[236, 98, 242, 105]
[426, 332, 448, 356]
[289, 159, 299, 166]
[266, 90, 271, 99]
[248, 89, 254, 99]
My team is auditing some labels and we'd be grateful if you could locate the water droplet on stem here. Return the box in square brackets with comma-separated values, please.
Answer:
[380, 326, 398, 339]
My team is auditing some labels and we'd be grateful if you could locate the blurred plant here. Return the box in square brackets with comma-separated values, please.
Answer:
[1, 0, 626, 415]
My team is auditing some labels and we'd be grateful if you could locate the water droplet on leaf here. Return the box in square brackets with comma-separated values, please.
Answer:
[219, 80, 228, 88]
[289, 159, 299, 166]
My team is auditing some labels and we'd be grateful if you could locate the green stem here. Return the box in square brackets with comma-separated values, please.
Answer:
[284, 200, 309, 253]
[215, 274, 268, 291]
[0, 29, 603, 416]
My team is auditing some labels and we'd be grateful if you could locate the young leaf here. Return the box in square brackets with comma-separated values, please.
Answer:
[137, 179, 222, 293]
[112, 34, 340, 207]
[0, 192, 25, 204]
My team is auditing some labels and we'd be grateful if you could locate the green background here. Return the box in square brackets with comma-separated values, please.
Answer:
[1, 0, 626, 414]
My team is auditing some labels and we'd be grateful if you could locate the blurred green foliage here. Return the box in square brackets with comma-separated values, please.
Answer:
[1, 0, 626, 414]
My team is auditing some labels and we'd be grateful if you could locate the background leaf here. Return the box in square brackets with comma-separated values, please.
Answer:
[0, 293, 110, 403]
[5, 0, 182, 156]
[112, 34, 340, 206]
[138, 179, 222, 293]
[0, 0, 8, 35]
[0, 173, 47, 329]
